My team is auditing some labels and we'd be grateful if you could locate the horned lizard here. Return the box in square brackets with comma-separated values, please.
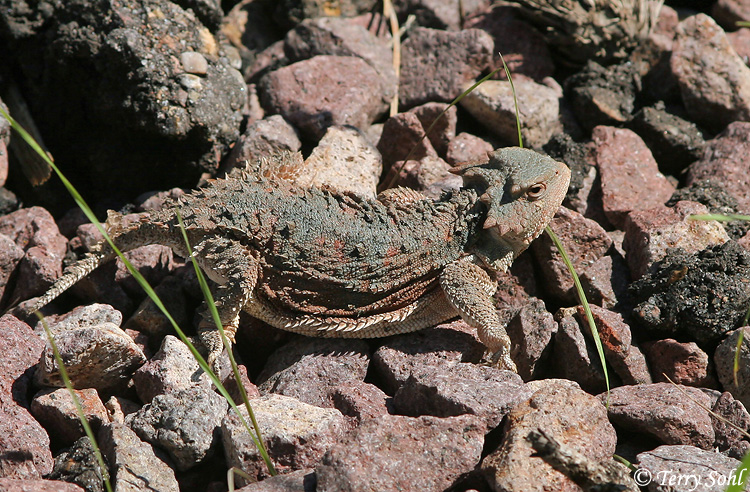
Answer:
[16, 147, 570, 372]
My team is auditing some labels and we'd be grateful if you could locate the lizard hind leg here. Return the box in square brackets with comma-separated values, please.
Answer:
[190, 237, 259, 373]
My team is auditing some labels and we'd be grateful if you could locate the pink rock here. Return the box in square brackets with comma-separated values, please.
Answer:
[671, 14, 750, 132]
[30, 387, 109, 446]
[506, 298, 557, 381]
[0, 314, 52, 479]
[727, 27, 750, 65]
[465, 6, 555, 81]
[642, 339, 718, 388]
[713, 0, 750, 31]
[0, 479, 85, 491]
[531, 206, 613, 302]
[408, 102, 457, 156]
[327, 380, 390, 422]
[0, 140, 7, 188]
[687, 121, 750, 213]
[399, 27, 493, 108]
[223, 115, 301, 174]
[554, 312, 609, 394]
[622, 201, 729, 279]
[579, 254, 630, 309]
[589, 126, 675, 228]
[0, 233, 24, 304]
[445, 132, 494, 166]
[377, 111, 438, 166]
[259, 55, 390, 139]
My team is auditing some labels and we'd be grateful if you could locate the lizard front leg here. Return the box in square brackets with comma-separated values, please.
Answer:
[191, 237, 259, 372]
[439, 259, 517, 372]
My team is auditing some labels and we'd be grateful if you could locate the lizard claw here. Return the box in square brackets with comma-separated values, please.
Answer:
[490, 350, 518, 373]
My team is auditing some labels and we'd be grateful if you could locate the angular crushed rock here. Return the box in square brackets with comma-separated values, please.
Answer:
[235, 468, 316, 492]
[671, 13, 750, 132]
[222, 394, 347, 485]
[714, 326, 750, 410]
[316, 414, 484, 492]
[553, 311, 611, 394]
[565, 61, 638, 130]
[30, 387, 109, 447]
[223, 115, 302, 175]
[505, 297, 558, 381]
[483, 379, 616, 492]
[637, 445, 744, 492]
[642, 339, 717, 388]
[256, 338, 370, 408]
[630, 241, 750, 346]
[0, 479, 85, 491]
[128, 386, 228, 471]
[604, 383, 715, 449]
[48, 437, 106, 492]
[711, 391, 750, 459]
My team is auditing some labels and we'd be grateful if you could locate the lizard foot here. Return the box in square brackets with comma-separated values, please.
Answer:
[489, 349, 518, 373]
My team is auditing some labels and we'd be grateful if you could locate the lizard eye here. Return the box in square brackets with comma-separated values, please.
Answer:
[526, 182, 546, 200]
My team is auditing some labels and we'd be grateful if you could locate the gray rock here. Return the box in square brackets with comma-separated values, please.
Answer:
[642, 339, 718, 388]
[505, 298, 558, 381]
[128, 386, 228, 471]
[235, 469, 316, 492]
[98, 422, 179, 492]
[711, 391, 750, 459]
[223, 115, 302, 176]
[30, 388, 108, 446]
[637, 445, 743, 492]
[714, 326, 750, 410]
[222, 394, 346, 484]
[553, 310, 611, 394]
[48, 437, 106, 492]
[317, 414, 484, 492]
[34, 304, 123, 334]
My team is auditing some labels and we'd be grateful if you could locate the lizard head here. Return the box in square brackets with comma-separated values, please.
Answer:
[451, 147, 571, 271]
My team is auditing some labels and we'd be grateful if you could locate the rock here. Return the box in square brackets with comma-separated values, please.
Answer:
[377, 111, 439, 167]
[257, 338, 369, 408]
[393, 0, 489, 30]
[0, 314, 52, 479]
[622, 201, 729, 279]
[35, 321, 146, 393]
[671, 14, 750, 132]
[565, 61, 638, 130]
[588, 126, 675, 228]
[728, 27, 750, 64]
[34, 304, 123, 334]
[326, 380, 390, 422]
[392, 362, 530, 429]
[300, 125, 382, 198]
[0, 479, 85, 491]
[372, 320, 485, 394]
[234, 469, 316, 492]
[0, 233, 24, 306]
[711, 391, 750, 459]
[445, 132, 494, 166]
[132, 335, 210, 403]
[714, 326, 750, 410]
[630, 242, 750, 346]
[113, 245, 177, 298]
[465, 6, 555, 81]
[128, 386, 228, 471]
[579, 254, 631, 309]
[317, 414, 484, 492]
[122, 275, 188, 338]
[0, 0, 246, 204]
[284, 16, 395, 92]
[399, 27, 493, 108]
[553, 311, 610, 394]
[483, 379, 616, 492]
[667, 180, 750, 241]
[627, 104, 705, 176]
[222, 394, 346, 484]
[223, 115, 302, 175]
[30, 388, 108, 446]
[604, 383, 715, 449]
[98, 422, 179, 492]
[408, 102, 456, 156]
[258, 55, 390, 139]
[505, 297, 558, 380]
[713, 0, 750, 31]
[544, 133, 601, 221]
[460, 77, 562, 148]
[687, 121, 750, 213]
[531, 206, 613, 302]
[637, 445, 744, 492]
[641, 339, 717, 388]
[48, 437, 106, 492]
[386, 155, 458, 195]
[0, 207, 67, 301]
[271, 0, 378, 30]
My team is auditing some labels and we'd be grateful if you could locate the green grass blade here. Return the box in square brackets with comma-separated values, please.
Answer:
[37, 315, 113, 492]
[499, 53, 523, 149]
[724, 449, 749, 492]
[545, 226, 611, 402]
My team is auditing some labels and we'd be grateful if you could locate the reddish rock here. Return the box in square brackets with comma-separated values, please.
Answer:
[623, 201, 729, 279]
[0, 479, 85, 491]
[553, 311, 610, 394]
[377, 111, 438, 166]
[222, 362, 261, 406]
[483, 379, 616, 492]
[460, 76, 562, 148]
[259, 55, 390, 139]
[0, 207, 67, 301]
[445, 132, 494, 166]
[372, 320, 485, 394]
[465, 6, 555, 81]
[113, 244, 176, 297]
[386, 155, 458, 195]
[223, 395, 346, 484]
[579, 254, 630, 309]
[30, 388, 108, 446]
[671, 14, 750, 132]
[257, 338, 370, 409]
[531, 206, 613, 302]
[714, 326, 750, 410]
[123, 275, 188, 338]
[234, 469, 316, 492]
[642, 339, 717, 388]
[588, 126, 675, 228]
[506, 297, 558, 381]
[728, 27, 750, 65]
[409, 102, 457, 156]
[713, 0, 750, 32]
[317, 414, 484, 492]
[393, 362, 530, 429]
[0, 314, 52, 479]
[637, 445, 744, 491]
[326, 380, 390, 422]
[711, 391, 750, 459]
[399, 27, 493, 108]
[604, 383, 715, 449]
[0, 233, 24, 305]
[687, 121, 750, 213]
[223, 115, 302, 175]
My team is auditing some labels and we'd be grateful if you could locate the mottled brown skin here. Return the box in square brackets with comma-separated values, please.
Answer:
[17, 148, 570, 372]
